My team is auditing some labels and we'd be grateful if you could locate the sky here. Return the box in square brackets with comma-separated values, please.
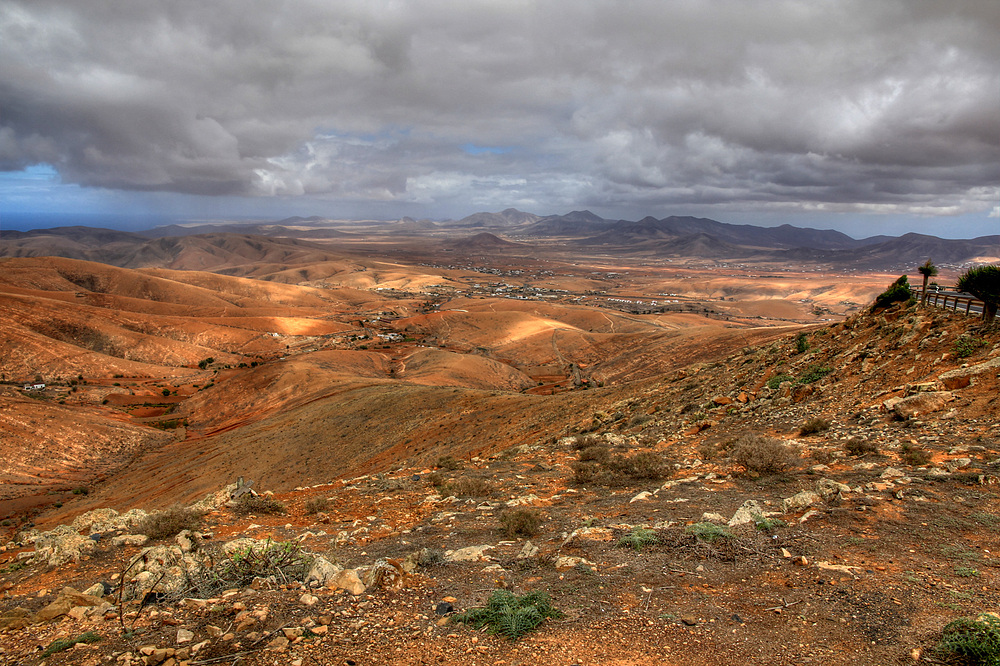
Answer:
[1, 0, 998, 238]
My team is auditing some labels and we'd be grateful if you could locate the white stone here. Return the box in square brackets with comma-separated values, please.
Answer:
[782, 491, 822, 513]
[728, 500, 766, 527]
[444, 545, 494, 562]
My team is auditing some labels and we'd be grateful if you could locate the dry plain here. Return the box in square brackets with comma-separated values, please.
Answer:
[1, 223, 997, 665]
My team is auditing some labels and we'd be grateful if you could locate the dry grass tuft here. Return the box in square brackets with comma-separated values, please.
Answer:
[730, 433, 797, 474]
[135, 505, 204, 540]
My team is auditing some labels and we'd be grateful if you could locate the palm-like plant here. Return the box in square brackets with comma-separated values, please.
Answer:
[917, 259, 938, 305]
[956, 265, 1000, 323]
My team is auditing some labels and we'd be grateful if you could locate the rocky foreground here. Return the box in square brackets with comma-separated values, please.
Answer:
[1, 302, 999, 665]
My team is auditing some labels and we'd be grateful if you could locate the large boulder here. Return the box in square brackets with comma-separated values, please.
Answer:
[938, 356, 1000, 390]
[305, 556, 343, 587]
[445, 545, 494, 562]
[330, 569, 366, 595]
[71, 507, 148, 535]
[0, 607, 33, 631]
[363, 559, 405, 590]
[72, 508, 127, 534]
[728, 500, 766, 527]
[33, 525, 97, 566]
[125, 545, 197, 599]
[888, 391, 953, 419]
[190, 483, 239, 513]
[816, 478, 851, 500]
[33, 587, 104, 623]
[782, 491, 823, 513]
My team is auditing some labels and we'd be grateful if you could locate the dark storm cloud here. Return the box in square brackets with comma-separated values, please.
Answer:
[1, 0, 997, 217]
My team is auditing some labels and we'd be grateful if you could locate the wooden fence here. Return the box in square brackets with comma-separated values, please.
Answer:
[916, 289, 986, 318]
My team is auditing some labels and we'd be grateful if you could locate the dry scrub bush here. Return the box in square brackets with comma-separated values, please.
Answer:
[569, 434, 602, 450]
[441, 476, 493, 498]
[436, 456, 463, 470]
[571, 450, 670, 487]
[901, 442, 932, 466]
[231, 493, 286, 516]
[731, 433, 796, 474]
[500, 508, 542, 537]
[136, 505, 204, 540]
[578, 445, 610, 462]
[628, 413, 652, 427]
[304, 497, 331, 514]
[799, 417, 831, 436]
[844, 438, 879, 456]
[178, 540, 309, 599]
[810, 449, 835, 465]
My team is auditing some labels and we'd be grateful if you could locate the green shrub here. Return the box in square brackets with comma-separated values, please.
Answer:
[955, 335, 987, 359]
[453, 590, 562, 641]
[797, 365, 833, 384]
[753, 515, 787, 532]
[686, 522, 733, 543]
[795, 333, 809, 354]
[617, 527, 661, 551]
[955, 566, 981, 578]
[799, 417, 831, 435]
[41, 631, 101, 657]
[232, 493, 286, 516]
[135, 505, 204, 540]
[873, 275, 912, 309]
[731, 433, 796, 474]
[971, 513, 1000, 528]
[500, 508, 542, 537]
[766, 374, 794, 390]
[936, 614, 1000, 665]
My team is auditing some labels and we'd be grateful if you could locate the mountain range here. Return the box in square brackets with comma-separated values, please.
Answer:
[2, 210, 998, 271]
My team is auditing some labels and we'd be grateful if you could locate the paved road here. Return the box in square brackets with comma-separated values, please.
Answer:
[919, 289, 985, 317]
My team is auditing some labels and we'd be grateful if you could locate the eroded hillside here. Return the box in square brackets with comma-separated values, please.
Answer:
[0, 300, 998, 665]
[0, 256, 801, 514]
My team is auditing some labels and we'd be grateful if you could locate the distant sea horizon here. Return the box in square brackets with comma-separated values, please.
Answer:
[0, 212, 254, 233]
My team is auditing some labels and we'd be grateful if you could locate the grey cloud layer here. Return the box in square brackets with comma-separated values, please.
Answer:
[1, 0, 997, 215]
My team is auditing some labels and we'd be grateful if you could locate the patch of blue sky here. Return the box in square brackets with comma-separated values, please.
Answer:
[313, 125, 412, 143]
[461, 143, 512, 156]
[4, 163, 60, 180]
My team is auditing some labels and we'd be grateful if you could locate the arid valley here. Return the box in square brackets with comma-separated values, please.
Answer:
[1, 212, 999, 665]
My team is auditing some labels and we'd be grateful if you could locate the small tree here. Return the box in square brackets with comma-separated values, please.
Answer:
[917, 259, 938, 305]
[956, 265, 1000, 323]
[873, 275, 912, 310]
